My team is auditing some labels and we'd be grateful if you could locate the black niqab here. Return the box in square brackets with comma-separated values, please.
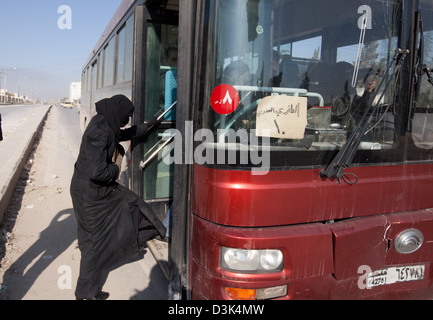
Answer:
[95, 95, 134, 140]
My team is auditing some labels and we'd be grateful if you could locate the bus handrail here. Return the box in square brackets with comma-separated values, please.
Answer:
[156, 101, 177, 121]
[140, 101, 177, 169]
[140, 132, 176, 169]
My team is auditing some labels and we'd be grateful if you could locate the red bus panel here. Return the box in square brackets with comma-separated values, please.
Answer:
[191, 211, 433, 299]
[193, 164, 433, 226]
[192, 164, 433, 299]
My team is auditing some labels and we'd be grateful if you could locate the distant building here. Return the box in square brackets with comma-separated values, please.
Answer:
[69, 82, 81, 102]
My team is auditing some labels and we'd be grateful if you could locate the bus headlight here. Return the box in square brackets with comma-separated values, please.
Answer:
[220, 247, 284, 273]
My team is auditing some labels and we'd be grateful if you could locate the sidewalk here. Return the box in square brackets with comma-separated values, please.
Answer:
[0, 105, 51, 223]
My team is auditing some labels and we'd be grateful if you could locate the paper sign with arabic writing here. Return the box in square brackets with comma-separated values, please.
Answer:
[256, 95, 307, 139]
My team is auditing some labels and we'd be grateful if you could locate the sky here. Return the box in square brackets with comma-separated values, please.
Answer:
[0, 0, 123, 101]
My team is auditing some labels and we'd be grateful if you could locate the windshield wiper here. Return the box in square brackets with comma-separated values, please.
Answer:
[319, 48, 409, 184]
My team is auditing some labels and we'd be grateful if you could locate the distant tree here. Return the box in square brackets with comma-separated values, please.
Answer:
[356, 41, 380, 69]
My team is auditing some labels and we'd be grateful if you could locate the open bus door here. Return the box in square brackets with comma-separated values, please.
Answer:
[130, 2, 181, 294]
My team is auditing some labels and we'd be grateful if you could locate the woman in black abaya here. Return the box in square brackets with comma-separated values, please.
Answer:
[70, 95, 166, 300]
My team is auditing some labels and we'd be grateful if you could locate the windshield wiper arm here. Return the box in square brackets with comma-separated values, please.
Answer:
[319, 48, 408, 183]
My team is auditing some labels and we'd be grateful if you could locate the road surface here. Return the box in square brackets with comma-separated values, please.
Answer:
[1, 105, 41, 141]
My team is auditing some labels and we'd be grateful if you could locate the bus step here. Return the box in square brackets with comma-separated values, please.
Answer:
[146, 238, 169, 281]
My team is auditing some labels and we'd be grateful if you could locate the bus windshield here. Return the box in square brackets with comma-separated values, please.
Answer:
[200, 0, 403, 169]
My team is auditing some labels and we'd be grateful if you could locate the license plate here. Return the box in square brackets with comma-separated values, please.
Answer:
[367, 265, 425, 288]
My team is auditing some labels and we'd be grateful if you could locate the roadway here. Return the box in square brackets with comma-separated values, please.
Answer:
[0, 104, 45, 140]
[0, 104, 51, 223]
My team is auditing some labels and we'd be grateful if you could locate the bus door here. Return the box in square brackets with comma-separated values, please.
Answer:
[131, 2, 179, 269]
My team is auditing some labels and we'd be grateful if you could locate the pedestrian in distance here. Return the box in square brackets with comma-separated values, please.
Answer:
[70, 94, 166, 300]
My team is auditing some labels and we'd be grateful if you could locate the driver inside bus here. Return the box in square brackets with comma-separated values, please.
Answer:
[347, 68, 379, 132]
[70, 94, 166, 300]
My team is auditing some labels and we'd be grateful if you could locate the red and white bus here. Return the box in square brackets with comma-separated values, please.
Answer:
[81, 0, 433, 299]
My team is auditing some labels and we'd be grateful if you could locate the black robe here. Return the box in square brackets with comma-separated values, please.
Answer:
[70, 97, 165, 280]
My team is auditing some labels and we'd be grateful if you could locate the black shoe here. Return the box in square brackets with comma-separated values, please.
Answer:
[95, 291, 110, 300]
[76, 291, 110, 300]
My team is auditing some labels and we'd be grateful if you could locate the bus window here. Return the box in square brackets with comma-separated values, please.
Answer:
[97, 53, 103, 89]
[412, 0, 433, 153]
[200, 0, 403, 168]
[116, 14, 134, 84]
[117, 24, 126, 84]
[142, 23, 178, 200]
[124, 15, 134, 83]
[104, 38, 116, 87]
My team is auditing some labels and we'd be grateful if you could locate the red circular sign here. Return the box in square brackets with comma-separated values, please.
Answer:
[211, 84, 240, 115]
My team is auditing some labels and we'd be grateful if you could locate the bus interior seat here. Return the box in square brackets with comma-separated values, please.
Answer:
[304, 62, 357, 122]
[329, 62, 356, 123]
[304, 62, 333, 105]
[280, 59, 301, 88]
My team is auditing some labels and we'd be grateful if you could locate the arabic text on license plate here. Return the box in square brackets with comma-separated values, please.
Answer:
[367, 265, 425, 288]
